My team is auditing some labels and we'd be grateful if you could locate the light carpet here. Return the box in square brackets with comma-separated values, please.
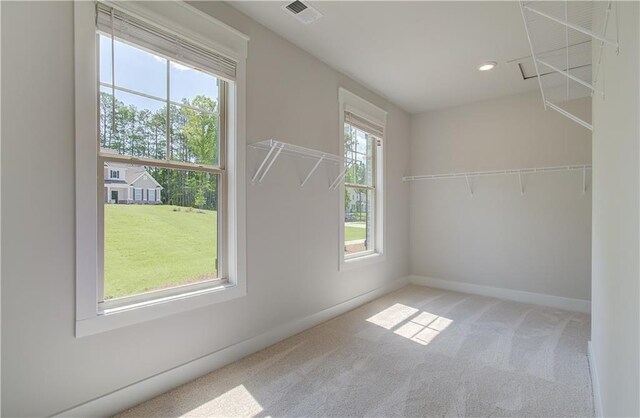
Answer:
[116, 285, 593, 417]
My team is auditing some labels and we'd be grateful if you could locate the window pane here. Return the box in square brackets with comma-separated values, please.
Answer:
[103, 164, 219, 300]
[344, 187, 374, 256]
[344, 124, 374, 186]
[170, 104, 220, 166]
[113, 38, 167, 99]
[99, 89, 167, 159]
[99, 34, 112, 85]
[99, 86, 114, 149]
[170, 62, 219, 110]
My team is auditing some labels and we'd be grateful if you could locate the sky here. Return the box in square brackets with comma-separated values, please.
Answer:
[99, 35, 219, 113]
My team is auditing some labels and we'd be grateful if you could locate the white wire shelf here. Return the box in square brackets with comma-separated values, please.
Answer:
[403, 164, 592, 196]
[520, 0, 618, 131]
[248, 139, 353, 189]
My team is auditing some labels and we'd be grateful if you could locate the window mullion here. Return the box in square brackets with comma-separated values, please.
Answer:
[110, 9, 116, 143]
[166, 60, 171, 160]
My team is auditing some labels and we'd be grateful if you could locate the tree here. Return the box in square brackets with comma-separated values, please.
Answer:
[100, 92, 220, 210]
[193, 188, 206, 209]
[181, 96, 218, 165]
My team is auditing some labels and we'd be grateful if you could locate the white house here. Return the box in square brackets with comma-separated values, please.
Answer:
[345, 187, 368, 215]
[104, 162, 162, 204]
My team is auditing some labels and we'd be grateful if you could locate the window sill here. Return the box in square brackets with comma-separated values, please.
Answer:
[76, 281, 245, 338]
[340, 251, 386, 271]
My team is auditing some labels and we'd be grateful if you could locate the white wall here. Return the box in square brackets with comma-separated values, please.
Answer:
[590, 2, 640, 416]
[409, 91, 592, 301]
[0, 1, 410, 416]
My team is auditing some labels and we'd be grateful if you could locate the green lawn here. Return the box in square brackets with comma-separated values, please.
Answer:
[345, 223, 366, 241]
[105, 205, 217, 299]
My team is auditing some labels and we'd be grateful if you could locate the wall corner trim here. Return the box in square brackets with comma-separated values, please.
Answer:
[408, 275, 591, 313]
[588, 341, 603, 418]
[56, 276, 410, 417]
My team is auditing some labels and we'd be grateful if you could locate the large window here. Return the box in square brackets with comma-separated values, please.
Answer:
[75, 1, 247, 336]
[339, 89, 386, 263]
[96, 3, 228, 309]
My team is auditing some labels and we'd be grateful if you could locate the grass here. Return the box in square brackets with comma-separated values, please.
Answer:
[104, 205, 217, 299]
[345, 223, 366, 241]
[104, 205, 365, 299]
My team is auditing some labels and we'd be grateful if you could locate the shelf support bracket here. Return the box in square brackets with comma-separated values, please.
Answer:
[330, 161, 353, 190]
[583, 166, 587, 194]
[252, 142, 284, 184]
[258, 143, 284, 183]
[251, 143, 277, 183]
[465, 175, 474, 197]
[536, 59, 604, 96]
[518, 172, 525, 195]
[301, 154, 325, 187]
[544, 101, 593, 131]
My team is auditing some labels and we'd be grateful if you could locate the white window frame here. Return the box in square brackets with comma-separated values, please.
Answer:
[338, 88, 386, 270]
[109, 169, 119, 179]
[134, 188, 143, 201]
[148, 188, 156, 202]
[74, 1, 248, 337]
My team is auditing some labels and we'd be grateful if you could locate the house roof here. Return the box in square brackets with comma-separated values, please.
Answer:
[104, 162, 163, 189]
[104, 179, 128, 185]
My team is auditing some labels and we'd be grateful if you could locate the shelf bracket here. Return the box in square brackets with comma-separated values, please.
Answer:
[545, 101, 593, 131]
[518, 172, 525, 195]
[583, 165, 587, 194]
[465, 175, 474, 197]
[301, 154, 325, 187]
[536, 58, 604, 96]
[251, 143, 276, 183]
[252, 142, 284, 184]
[330, 161, 353, 190]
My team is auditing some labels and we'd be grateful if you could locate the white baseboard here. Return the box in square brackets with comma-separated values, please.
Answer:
[588, 341, 603, 417]
[56, 276, 410, 417]
[408, 275, 591, 313]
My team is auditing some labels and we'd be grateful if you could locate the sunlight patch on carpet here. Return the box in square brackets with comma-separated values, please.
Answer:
[366, 303, 419, 329]
[367, 303, 453, 346]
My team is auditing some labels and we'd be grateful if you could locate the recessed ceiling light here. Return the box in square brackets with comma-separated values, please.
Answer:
[478, 61, 497, 71]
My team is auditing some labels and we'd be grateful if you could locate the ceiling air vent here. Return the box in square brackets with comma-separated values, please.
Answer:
[282, 1, 323, 24]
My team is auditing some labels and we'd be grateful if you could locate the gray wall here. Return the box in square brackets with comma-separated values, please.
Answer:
[0, 2, 410, 415]
[591, 1, 640, 416]
[409, 91, 592, 300]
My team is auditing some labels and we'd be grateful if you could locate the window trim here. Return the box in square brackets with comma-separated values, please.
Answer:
[338, 88, 386, 270]
[74, 1, 248, 337]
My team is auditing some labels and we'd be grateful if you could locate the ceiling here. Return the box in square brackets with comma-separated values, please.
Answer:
[228, 1, 541, 114]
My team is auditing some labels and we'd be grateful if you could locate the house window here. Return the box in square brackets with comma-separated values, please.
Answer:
[75, 1, 247, 336]
[109, 170, 119, 179]
[94, 3, 232, 312]
[339, 88, 386, 264]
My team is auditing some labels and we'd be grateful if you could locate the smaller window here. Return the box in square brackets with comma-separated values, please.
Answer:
[134, 188, 142, 201]
[344, 122, 378, 258]
[110, 170, 119, 179]
[148, 188, 156, 202]
[338, 88, 386, 266]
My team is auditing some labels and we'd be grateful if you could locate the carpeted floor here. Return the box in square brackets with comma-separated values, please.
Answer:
[117, 285, 594, 417]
